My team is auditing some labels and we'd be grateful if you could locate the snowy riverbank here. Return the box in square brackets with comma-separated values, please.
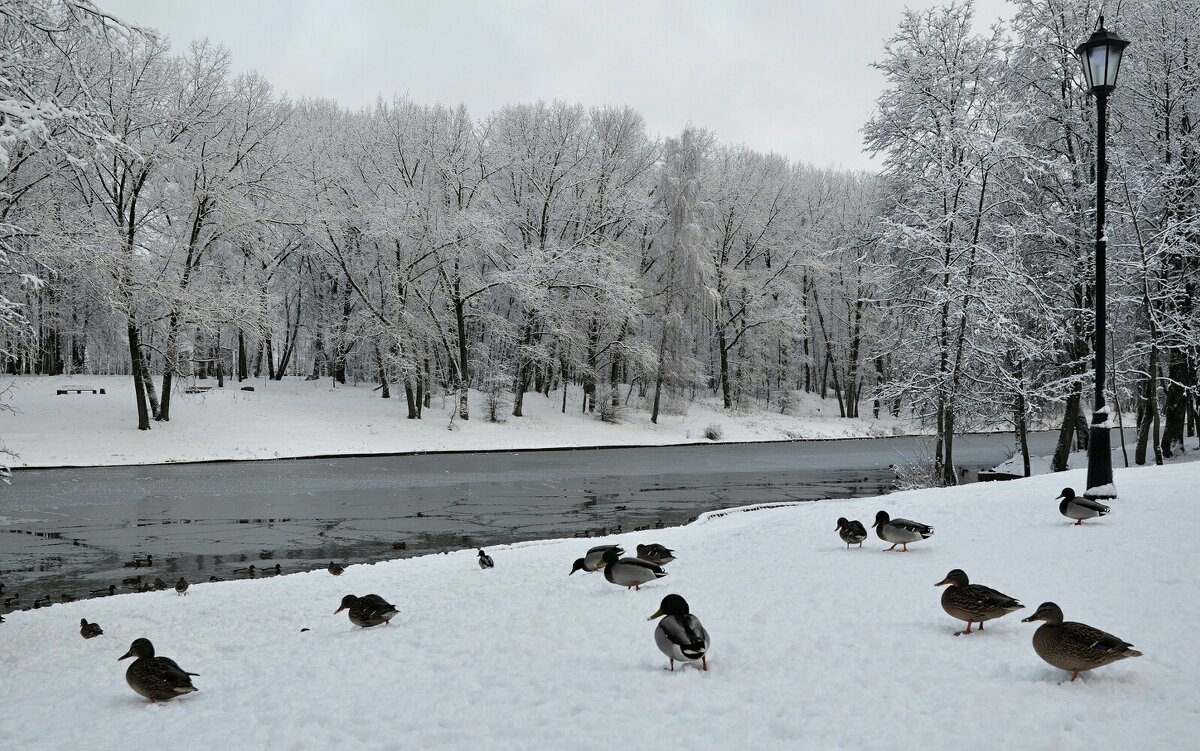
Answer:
[0, 375, 912, 468]
[0, 461, 1193, 749]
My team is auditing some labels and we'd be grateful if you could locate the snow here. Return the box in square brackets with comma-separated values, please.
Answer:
[0, 375, 911, 469]
[0, 460, 1194, 749]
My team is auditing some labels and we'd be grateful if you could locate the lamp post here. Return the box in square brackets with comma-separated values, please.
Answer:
[1076, 16, 1128, 501]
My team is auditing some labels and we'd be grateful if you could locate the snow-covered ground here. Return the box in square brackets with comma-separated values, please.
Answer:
[0, 375, 911, 468]
[0, 461, 1192, 750]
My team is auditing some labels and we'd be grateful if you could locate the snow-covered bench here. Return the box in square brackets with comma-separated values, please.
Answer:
[56, 385, 106, 395]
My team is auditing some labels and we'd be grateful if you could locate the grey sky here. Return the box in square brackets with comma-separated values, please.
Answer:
[102, 0, 1015, 171]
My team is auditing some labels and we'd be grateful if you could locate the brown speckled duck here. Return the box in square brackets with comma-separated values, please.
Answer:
[935, 569, 1024, 635]
[1021, 602, 1142, 681]
[335, 594, 399, 628]
[636, 544, 676, 565]
[118, 638, 199, 701]
[80, 618, 103, 639]
[835, 518, 868, 548]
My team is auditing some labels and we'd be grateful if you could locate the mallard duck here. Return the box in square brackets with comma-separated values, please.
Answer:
[32, 595, 51, 609]
[233, 565, 257, 578]
[835, 517, 868, 548]
[1056, 487, 1110, 525]
[60, 593, 75, 603]
[477, 549, 495, 569]
[123, 555, 152, 569]
[602, 548, 667, 591]
[80, 618, 103, 639]
[1022, 602, 1142, 681]
[122, 575, 143, 587]
[91, 584, 116, 597]
[569, 544, 624, 575]
[152, 577, 169, 590]
[391, 541, 408, 550]
[175, 577, 189, 596]
[118, 638, 199, 702]
[207, 575, 224, 582]
[335, 594, 399, 628]
[648, 594, 710, 671]
[636, 543, 676, 565]
[872, 510, 933, 552]
[260, 563, 282, 577]
[328, 561, 345, 576]
[935, 569, 1024, 635]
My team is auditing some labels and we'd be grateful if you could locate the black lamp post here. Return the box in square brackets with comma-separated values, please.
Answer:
[1076, 16, 1128, 501]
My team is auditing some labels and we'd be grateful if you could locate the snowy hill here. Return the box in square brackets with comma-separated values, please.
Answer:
[1, 375, 908, 468]
[0, 461, 1192, 749]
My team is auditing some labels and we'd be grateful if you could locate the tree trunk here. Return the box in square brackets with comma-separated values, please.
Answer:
[237, 329, 248, 381]
[127, 323, 150, 431]
[1051, 384, 1082, 472]
[1160, 349, 1188, 458]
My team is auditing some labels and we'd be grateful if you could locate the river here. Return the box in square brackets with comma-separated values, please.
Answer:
[0, 431, 1058, 609]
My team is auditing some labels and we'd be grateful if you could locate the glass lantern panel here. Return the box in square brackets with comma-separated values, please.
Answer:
[1087, 46, 1109, 89]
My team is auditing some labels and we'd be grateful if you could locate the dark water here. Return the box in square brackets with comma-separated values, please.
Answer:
[0, 432, 1057, 610]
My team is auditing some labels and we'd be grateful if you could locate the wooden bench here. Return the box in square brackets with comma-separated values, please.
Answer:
[56, 385, 106, 395]
[183, 385, 214, 394]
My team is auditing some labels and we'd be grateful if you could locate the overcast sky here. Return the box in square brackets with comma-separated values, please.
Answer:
[101, 0, 1015, 171]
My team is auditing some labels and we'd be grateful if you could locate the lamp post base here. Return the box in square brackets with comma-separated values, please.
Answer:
[1084, 410, 1116, 500]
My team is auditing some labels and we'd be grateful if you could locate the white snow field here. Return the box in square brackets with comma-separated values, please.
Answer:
[1, 375, 909, 468]
[0, 461, 1193, 750]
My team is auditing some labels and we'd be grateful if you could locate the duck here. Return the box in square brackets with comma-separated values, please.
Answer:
[648, 594, 710, 672]
[569, 544, 624, 575]
[123, 555, 152, 568]
[234, 565, 257, 578]
[1021, 602, 1142, 681]
[118, 638, 199, 702]
[602, 548, 667, 591]
[391, 541, 408, 550]
[872, 510, 933, 552]
[335, 594, 399, 628]
[259, 563, 282, 577]
[80, 618, 103, 639]
[1056, 487, 1110, 525]
[477, 549, 495, 569]
[207, 575, 225, 583]
[152, 577, 169, 590]
[175, 577, 189, 596]
[32, 595, 51, 609]
[60, 593, 75, 603]
[935, 569, 1024, 635]
[835, 517, 868, 548]
[636, 543, 676, 565]
[328, 561, 345, 576]
[122, 575, 143, 587]
[91, 584, 117, 597]
[3, 593, 19, 607]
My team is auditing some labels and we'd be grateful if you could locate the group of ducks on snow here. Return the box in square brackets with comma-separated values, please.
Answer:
[834, 486, 1138, 682]
[60, 484, 1130, 701]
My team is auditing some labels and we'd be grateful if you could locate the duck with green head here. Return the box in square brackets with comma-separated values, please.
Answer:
[602, 547, 666, 591]
[569, 545, 623, 575]
[648, 594, 710, 671]
[1055, 488, 1110, 525]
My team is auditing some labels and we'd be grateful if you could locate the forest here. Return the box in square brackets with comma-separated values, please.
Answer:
[1, 0, 1198, 482]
